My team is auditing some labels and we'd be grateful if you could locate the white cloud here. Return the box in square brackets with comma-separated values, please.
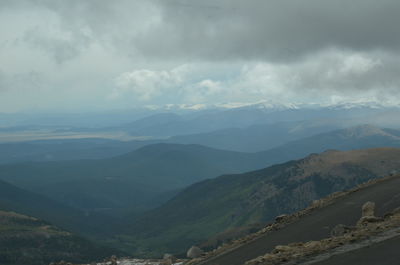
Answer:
[109, 49, 400, 106]
[227, 50, 389, 104]
[112, 65, 189, 101]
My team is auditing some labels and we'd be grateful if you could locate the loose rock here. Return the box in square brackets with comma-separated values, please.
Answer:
[361, 201, 376, 217]
[187, 246, 204, 259]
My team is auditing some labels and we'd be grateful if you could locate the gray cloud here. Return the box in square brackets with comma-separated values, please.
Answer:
[0, 70, 5, 91]
[23, 28, 88, 64]
[1, 0, 400, 112]
[5, 0, 400, 62]
[132, 0, 400, 61]
[26, 0, 161, 61]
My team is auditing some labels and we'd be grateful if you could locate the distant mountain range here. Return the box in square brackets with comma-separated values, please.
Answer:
[257, 124, 400, 162]
[0, 118, 340, 163]
[120, 148, 400, 256]
[129, 100, 400, 112]
[1, 125, 399, 217]
[1, 125, 400, 217]
[2, 121, 400, 165]
[2, 102, 400, 143]
[112, 103, 399, 137]
[0, 144, 268, 216]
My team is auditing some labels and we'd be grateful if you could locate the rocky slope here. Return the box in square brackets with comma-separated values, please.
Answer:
[187, 173, 400, 265]
[121, 148, 400, 256]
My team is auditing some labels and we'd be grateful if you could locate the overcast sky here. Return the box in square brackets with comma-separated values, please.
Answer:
[1, 0, 400, 112]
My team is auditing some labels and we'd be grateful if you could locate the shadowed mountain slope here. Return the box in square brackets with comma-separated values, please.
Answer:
[0, 179, 116, 237]
[0, 210, 121, 265]
[123, 148, 400, 257]
[0, 144, 267, 215]
[0, 138, 158, 164]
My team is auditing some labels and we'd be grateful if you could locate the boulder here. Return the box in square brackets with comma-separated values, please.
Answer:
[357, 201, 382, 226]
[274, 245, 292, 253]
[163, 253, 175, 260]
[361, 201, 375, 217]
[187, 246, 204, 259]
[162, 253, 177, 265]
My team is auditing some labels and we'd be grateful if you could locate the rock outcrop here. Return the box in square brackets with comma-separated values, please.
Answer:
[361, 201, 375, 217]
[357, 201, 383, 226]
[187, 246, 204, 259]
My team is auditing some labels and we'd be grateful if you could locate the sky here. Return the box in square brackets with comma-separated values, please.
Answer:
[1, 0, 400, 112]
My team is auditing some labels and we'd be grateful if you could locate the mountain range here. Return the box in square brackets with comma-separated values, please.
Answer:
[2, 103, 400, 145]
[1, 123, 400, 260]
[1, 125, 400, 218]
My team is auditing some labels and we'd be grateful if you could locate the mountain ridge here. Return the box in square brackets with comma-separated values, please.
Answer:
[120, 147, 400, 257]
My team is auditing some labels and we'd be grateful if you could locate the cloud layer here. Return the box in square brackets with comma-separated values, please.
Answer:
[110, 49, 400, 106]
[0, 0, 400, 111]
[143, 0, 400, 61]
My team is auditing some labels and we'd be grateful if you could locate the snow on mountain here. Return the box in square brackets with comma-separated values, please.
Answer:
[144, 100, 398, 112]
